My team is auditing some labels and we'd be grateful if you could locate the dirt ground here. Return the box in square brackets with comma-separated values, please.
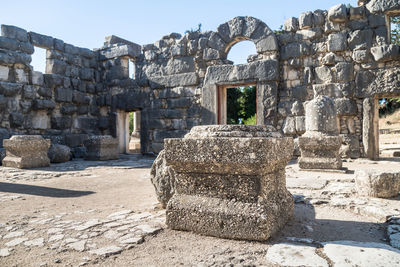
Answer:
[0, 154, 399, 267]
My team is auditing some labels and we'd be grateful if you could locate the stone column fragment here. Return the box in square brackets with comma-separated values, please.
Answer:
[299, 96, 342, 169]
[163, 125, 294, 241]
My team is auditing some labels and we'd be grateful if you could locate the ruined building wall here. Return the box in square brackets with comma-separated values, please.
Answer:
[1, 0, 400, 157]
[0, 25, 112, 154]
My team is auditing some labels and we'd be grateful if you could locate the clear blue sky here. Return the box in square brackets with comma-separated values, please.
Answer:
[2, 0, 357, 70]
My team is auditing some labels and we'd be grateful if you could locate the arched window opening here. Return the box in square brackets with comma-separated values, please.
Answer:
[226, 40, 257, 65]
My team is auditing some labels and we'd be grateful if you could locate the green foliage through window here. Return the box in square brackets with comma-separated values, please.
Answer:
[391, 16, 400, 45]
[226, 86, 257, 125]
[379, 98, 400, 117]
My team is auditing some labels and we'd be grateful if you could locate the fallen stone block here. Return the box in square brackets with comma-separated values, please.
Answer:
[48, 144, 71, 163]
[355, 170, 400, 198]
[84, 135, 119, 161]
[164, 125, 294, 241]
[2, 135, 50, 169]
[150, 150, 176, 208]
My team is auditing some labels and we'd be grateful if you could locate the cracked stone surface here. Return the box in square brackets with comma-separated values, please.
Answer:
[0, 154, 400, 266]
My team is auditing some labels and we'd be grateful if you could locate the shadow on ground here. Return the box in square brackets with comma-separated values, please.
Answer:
[0, 182, 95, 198]
[273, 203, 387, 248]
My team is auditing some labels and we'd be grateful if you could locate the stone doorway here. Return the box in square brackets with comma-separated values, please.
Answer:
[378, 96, 400, 158]
[116, 110, 141, 154]
[217, 84, 257, 125]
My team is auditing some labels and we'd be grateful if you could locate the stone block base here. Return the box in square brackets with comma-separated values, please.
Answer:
[2, 135, 50, 169]
[167, 193, 294, 241]
[129, 138, 140, 153]
[299, 135, 342, 169]
[355, 170, 400, 198]
[84, 135, 119, 161]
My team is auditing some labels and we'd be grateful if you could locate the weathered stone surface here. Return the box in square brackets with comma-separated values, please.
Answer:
[164, 125, 294, 241]
[355, 170, 400, 198]
[150, 150, 176, 209]
[2, 135, 51, 169]
[84, 135, 119, 161]
[299, 96, 342, 170]
[328, 4, 348, 23]
[1, 25, 28, 42]
[371, 45, 400, 62]
[48, 144, 71, 163]
[284, 17, 299, 32]
[265, 243, 328, 267]
[328, 33, 347, 52]
[366, 0, 400, 13]
[299, 12, 314, 29]
[322, 241, 400, 267]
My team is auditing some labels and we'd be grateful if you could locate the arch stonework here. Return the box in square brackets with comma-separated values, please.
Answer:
[201, 17, 280, 126]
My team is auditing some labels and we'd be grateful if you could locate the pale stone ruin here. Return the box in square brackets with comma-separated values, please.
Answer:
[0, 0, 400, 262]
[298, 96, 343, 170]
[164, 125, 293, 240]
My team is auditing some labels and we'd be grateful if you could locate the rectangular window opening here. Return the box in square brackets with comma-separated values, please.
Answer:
[390, 16, 400, 45]
[378, 97, 400, 158]
[218, 85, 257, 125]
[31, 46, 47, 73]
[129, 59, 136, 80]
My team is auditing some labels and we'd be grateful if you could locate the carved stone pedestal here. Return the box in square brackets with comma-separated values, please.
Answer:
[164, 125, 294, 241]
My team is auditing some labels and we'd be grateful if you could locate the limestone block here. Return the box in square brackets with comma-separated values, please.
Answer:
[298, 133, 342, 169]
[0, 65, 9, 81]
[48, 144, 71, 163]
[355, 170, 400, 198]
[164, 125, 294, 241]
[2, 135, 51, 169]
[150, 150, 176, 208]
[371, 45, 400, 62]
[0, 81, 22, 96]
[32, 111, 49, 129]
[32, 71, 43, 86]
[305, 96, 338, 135]
[313, 10, 326, 26]
[350, 6, 366, 20]
[328, 33, 347, 52]
[29, 31, 54, 49]
[335, 62, 353, 83]
[84, 135, 119, 161]
[315, 66, 333, 83]
[283, 17, 299, 32]
[15, 69, 28, 83]
[1, 25, 28, 42]
[299, 12, 313, 29]
[283, 117, 296, 135]
[328, 4, 348, 23]
[367, 0, 400, 14]
[299, 96, 342, 170]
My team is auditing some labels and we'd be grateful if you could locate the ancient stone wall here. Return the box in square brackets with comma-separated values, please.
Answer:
[1, 0, 400, 157]
[0, 25, 111, 155]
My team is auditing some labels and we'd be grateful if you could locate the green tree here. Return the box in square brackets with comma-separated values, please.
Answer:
[226, 85, 257, 125]
[391, 16, 400, 45]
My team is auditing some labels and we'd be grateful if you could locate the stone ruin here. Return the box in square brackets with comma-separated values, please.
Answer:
[0, 0, 400, 241]
[0, 0, 399, 162]
[163, 125, 293, 240]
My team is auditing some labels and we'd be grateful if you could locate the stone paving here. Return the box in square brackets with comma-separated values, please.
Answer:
[0, 155, 399, 266]
[0, 208, 165, 265]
